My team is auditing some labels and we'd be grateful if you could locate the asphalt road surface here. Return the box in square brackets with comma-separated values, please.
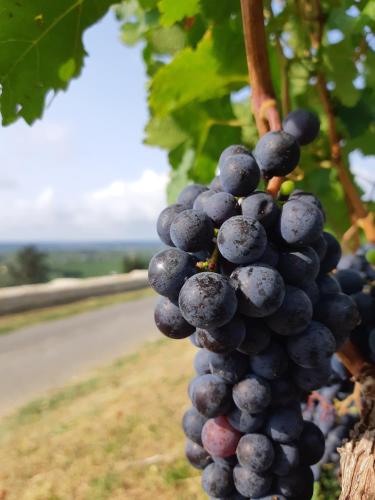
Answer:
[0, 295, 158, 415]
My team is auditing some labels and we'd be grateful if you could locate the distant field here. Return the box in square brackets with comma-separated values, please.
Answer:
[0, 339, 339, 500]
[0, 241, 161, 286]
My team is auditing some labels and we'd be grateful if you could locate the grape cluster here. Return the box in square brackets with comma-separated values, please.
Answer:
[299, 355, 359, 486]
[148, 109, 360, 499]
[336, 245, 375, 362]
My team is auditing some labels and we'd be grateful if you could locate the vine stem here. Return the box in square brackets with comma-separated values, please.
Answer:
[240, 0, 285, 199]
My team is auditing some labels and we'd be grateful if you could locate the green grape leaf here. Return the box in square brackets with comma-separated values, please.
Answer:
[145, 114, 188, 149]
[0, 0, 113, 125]
[158, 0, 201, 27]
[149, 35, 247, 116]
[167, 147, 195, 203]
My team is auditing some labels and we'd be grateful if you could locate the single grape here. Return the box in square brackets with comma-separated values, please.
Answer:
[193, 189, 217, 211]
[194, 348, 211, 375]
[205, 192, 239, 227]
[231, 264, 285, 318]
[154, 296, 194, 339]
[286, 321, 336, 369]
[280, 180, 295, 196]
[292, 361, 332, 392]
[250, 341, 288, 380]
[351, 292, 375, 327]
[156, 203, 186, 246]
[185, 439, 212, 469]
[196, 328, 238, 354]
[335, 269, 365, 295]
[289, 190, 325, 220]
[278, 247, 320, 288]
[148, 247, 197, 300]
[269, 378, 300, 407]
[207, 316, 246, 352]
[311, 233, 328, 260]
[265, 285, 313, 336]
[254, 130, 300, 179]
[236, 433, 275, 472]
[201, 416, 242, 458]
[170, 209, 214, 252]
[271, 443, 299, 476]
[258, 242, 279, 267]
[276, 465, 314, 498]
[218, 216, 267, 265]
[319, 232, 342, 273]
[298, 421, 325, 465]
[237, 318, 271, 355]
[182, 407, 207, 446]
[233, 375, 271, 414]
[219, 144, 251, 166]
[314, 293, 360, 341]
[265, 405, 304, 443]
[282, 109, 320, 145]
[202, 462, 236, 498]
[209, 351, 249, 384]
[241, 191, 279, 228]
[280, 199, 323, 246]
[220, 154, 260, 196]
[177, 183, 208, 208]
[179, 272, 237, 329]
[300, 280, 320, 307]
[316, 274, 341, 294]
[191, 374, 233, 418]
[233, 464, 273, 498]
[227, 407, 265, 434]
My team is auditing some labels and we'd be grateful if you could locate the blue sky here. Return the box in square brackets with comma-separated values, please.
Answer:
[0, 11, 168, 241]
[0, 11, 372, 242]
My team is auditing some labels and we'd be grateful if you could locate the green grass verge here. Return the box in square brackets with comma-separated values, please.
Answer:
[0, 287, 154, 336]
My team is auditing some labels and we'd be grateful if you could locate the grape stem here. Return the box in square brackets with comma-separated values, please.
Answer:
[239, 0, 285, 199]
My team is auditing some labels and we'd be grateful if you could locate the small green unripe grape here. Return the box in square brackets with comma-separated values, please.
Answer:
[280, 180, 295, 196]
[366, 248, 375, 265]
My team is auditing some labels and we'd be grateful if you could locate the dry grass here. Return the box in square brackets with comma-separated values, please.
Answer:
[0, 288, 154, 336]
[0, 338, 205, 500]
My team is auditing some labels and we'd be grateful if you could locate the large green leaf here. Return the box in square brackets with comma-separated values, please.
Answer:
[0, 0, 113, 125]
[149, 34, 247, 116]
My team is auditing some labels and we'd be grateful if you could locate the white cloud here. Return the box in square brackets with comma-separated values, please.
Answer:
[0, 169, 168, 241]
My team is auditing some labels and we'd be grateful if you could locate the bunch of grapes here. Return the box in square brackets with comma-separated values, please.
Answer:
[148, 109, 360, 499]
[335, 246, 375, 362]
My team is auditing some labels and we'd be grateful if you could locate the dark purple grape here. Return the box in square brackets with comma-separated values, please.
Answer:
[194, 348, 211, 375]
[280, 199, 323, 247]
[286, 321, 336, 369]
[254, 130, 300, 179]
[193, 189, 217, 211]
[148, 247, 197, 300]
[236, 433, 275, 472]
[220, 154, 260, 196]
[233, 464, 273, 498]
[282, 109, 320, 145]
[170, 209, 214, 252]
[241, 191, 279, 228]
[265, 405, 304, 443]
[227, 407, 265, 434]
[231, 265, 285, 318]
[209, 351, 249, 384]
[191, 374, 233, 418]
[335, 269, 365, 294]
[278, 247, 320, 287]
[265, 285, 312, 336]
[202, 462, 235, 497]
[320, 232, 342, 273]
[250, 341, 288, 380]
[185, 439, 212, 469]
[272, 443, 299, 476]
[218, 216, 267, 265]
[298, 421, 325, 465]
[316, 274, 341, 294]
[177, 184, 208, 208]
[156, 203, 186, 246]
[182, 407, 207, 446]
[205, 192, 239, 227]
[154, 296, 194, 339]
[276, 465, 314, 498]
[233, 375, 271, 414]
[238, 318, 271, 355]
[179, 272, 237, 329]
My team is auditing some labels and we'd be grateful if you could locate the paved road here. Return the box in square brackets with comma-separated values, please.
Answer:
[0, 295, 158, 415]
